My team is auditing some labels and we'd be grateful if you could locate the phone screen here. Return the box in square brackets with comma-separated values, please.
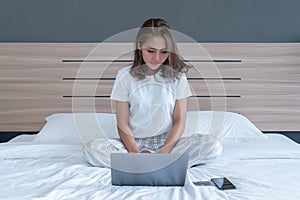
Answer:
[211, 177, 236, 190]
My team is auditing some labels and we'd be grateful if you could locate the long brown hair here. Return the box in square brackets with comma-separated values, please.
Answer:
[130, 18, 190, 80]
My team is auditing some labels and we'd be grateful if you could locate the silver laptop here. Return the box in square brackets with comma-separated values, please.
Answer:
[111, 153, 189, 186]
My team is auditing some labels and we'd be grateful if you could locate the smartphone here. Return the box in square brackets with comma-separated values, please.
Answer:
[211, 177, 236, 190]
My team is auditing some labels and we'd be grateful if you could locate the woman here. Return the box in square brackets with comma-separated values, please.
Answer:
[83, 18, 221, 168]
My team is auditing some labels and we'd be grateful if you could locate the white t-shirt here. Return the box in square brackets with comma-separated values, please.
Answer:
[111, 65, 192, 138]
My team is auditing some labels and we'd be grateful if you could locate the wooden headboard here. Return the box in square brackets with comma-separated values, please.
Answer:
[0, 43, 299, 132]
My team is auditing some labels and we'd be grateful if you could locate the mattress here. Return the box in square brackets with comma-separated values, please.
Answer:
[1, 134, 300, 200]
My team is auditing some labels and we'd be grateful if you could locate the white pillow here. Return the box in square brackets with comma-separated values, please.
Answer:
[183, 111, 267, 141]
[8, 134, 37, 143]
[34, 111, 265, 145]
[34, 113, 119, 144]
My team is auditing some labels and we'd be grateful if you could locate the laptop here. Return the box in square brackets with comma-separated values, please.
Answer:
[111, 153, 189, 186]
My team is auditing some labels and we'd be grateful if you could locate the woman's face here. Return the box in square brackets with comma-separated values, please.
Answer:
[140, 36, 169, 72]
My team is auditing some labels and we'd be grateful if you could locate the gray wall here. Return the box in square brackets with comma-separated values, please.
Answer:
[0, 0, 300, 42]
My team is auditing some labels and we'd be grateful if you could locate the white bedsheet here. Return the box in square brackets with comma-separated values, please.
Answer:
[1, 134, 300, 200]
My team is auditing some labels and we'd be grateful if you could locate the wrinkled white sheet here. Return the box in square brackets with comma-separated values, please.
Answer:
[1, 134, 300, 200]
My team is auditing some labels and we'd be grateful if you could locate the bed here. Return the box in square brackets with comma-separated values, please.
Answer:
[1, 43, 300, 199]
[2, 129, 300, 199]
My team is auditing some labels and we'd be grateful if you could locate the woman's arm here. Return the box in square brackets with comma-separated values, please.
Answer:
[115, 101, 140, 153]
[158, 98, 187, 153]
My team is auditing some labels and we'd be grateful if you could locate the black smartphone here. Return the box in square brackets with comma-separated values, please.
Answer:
[211, 177, 236, 190]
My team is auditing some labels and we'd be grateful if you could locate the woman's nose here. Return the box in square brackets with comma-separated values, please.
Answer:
[153, 52, 161, 61]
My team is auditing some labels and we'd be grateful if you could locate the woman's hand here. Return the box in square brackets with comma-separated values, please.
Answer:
[140, 150, 151, 153]
[157, 147, 171, 154]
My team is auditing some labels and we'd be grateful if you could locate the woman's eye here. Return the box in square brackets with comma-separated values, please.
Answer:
[147, 50, 154, 53]
[161, 51, 168, 54]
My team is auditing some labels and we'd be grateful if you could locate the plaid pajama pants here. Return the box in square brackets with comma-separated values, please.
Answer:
[83, 133, 221, 168]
